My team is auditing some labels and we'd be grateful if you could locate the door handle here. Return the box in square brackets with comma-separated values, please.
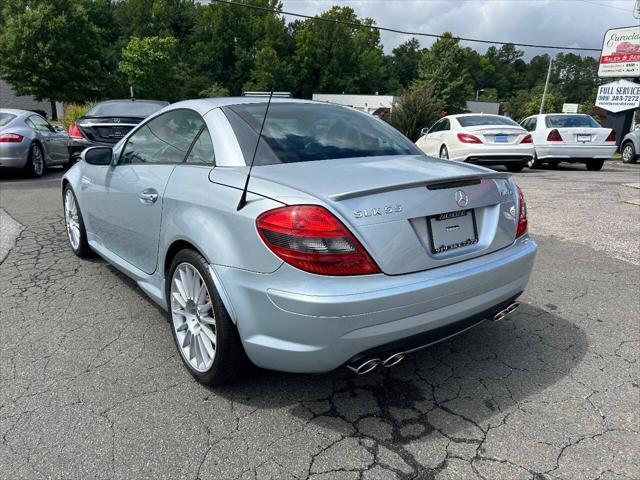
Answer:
[139, 189, 158, 204]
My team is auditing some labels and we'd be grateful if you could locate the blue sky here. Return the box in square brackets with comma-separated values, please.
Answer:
[280, 0, 635, 58]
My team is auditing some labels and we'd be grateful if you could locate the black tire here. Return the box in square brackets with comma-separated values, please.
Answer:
[506, 163, 525, 172]
[166, 249, 248, 386]
[621, 142, 637, 164]
[439, 145, 449, 160]
[62, 185, 94, 258]
[586, 159, 604, 171]
[24, 143, 46, 178]
[547, 161, 559, 169]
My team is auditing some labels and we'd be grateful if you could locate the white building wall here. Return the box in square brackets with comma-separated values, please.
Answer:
[312, 94, 399, 114]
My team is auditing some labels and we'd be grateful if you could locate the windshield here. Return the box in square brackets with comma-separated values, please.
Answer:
[224, 102, 422, 165]
[545, 115, 600, 128]
[86, 101, 167, 118]
[0, 113, 17, 127]
[457, 115, 519, 127]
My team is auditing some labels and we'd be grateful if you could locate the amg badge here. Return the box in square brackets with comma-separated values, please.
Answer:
[354, 205, 403, 218]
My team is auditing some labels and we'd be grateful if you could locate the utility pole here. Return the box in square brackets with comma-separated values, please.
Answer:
[540, 57, 553, 114]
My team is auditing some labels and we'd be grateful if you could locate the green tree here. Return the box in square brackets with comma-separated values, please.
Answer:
[292, 6, 388, 98]
[390, 38, 423, 89]
[503, 84, 565, 121]
[119, 36, 183, 101]
[243, 46, 292, 92]
[0, 0, 103, 119]
[198, 82, 230, 98]
[386, 86, 443, 141]
[188, 0, 288, 96]
[413, 33, 473, 113]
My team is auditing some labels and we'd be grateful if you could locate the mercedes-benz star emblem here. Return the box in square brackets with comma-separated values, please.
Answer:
[455, 190, 469, 208]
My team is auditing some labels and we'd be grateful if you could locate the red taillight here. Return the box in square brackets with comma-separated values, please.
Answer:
[547, 129, 562, 142]
[520, 134, 533, 144]
[605, 130, 616, 142]
[516, 185, 528, 238]
[68, 122, 84, 139]
[256, 205, 380, 276]
[457, 133, 483, 144]
[0, 133, 24, 143]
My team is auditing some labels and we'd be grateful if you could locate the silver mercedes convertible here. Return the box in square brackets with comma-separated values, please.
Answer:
[62, 98, 536, 385]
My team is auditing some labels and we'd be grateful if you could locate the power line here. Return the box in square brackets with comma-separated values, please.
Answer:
[211, 0, 602, 52]
[577, 0, 634, 13]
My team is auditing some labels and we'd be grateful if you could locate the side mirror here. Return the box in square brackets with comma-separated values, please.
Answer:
[82, 146, 113, 166]
[53, 125, 65, 133]
[420, 127, 429, 136]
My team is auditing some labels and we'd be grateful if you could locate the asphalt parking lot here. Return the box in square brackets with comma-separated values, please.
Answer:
[0, 162, 639, 480]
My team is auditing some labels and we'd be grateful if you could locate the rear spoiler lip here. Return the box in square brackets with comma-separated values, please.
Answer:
[329, 173, 511, 201]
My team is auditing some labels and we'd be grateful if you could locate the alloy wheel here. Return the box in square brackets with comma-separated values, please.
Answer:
[170, 263, 217, 372]
[32, 145, 44, 176]
[64, 190, 81, 250]
[622, 145, 633, 163]
[439, 146, 449, 159]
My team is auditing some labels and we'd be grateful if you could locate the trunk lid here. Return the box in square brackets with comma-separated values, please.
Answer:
[552, 127, 612, 145]
[76, 116, 143, 144]
[211, 155, 519, 275]
[465, 125, 527, 145]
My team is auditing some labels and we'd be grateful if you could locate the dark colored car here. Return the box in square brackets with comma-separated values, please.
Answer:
[68, 99, 168, 161]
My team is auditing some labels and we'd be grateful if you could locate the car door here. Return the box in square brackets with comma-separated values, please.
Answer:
[27, 115, 68, 163]
[84, 109, 205, 274]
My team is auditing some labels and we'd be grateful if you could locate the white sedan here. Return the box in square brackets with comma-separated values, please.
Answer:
[520, 114, 617, 171]
[415, 114, 534, 172]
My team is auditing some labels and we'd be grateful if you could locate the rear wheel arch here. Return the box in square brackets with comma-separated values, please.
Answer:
[163, 239, 239, 325]
[164, 239, 206, 277]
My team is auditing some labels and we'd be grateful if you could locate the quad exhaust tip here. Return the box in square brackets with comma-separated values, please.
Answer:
[347, 351, 405, 375]
[492, 302, 519, 322]
[347, 302, 520, 375]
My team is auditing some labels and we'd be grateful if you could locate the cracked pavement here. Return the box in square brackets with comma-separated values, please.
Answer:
[0, 163, 638, 479]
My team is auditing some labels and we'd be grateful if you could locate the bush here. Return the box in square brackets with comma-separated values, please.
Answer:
[61, 102, 93, 130]
[386, 86, 443, 142]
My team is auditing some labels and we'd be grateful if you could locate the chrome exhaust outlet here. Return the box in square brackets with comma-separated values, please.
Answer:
[382, 352, 405, 368]
[491, 302, 519, 322]
[346, 358, 381, 375]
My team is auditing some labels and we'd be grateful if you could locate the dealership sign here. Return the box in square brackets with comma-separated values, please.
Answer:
[595, 79, 640, 113]
[598, 26, 640, 78]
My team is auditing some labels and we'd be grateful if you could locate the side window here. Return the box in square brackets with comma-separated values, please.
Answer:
[441, 119, 450, 131]
[530, 118, 537, 131]
[28, 115, 54, 132]
[120, 109, 204, 165]
[430, 120, 442, 133]
[520, 119, 530, 131]
[186, 127, 215, 165]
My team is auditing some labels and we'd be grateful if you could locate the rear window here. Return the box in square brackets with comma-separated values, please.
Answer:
[0, 113, 16, 127]
[457, 115, 519, 127]
[545, 115, 600, 128]
[86, 101, 167, 118]
[224, 102, 422, 166]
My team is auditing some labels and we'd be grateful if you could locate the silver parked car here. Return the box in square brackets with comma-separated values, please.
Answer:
[62, 98, 537, 385]
[0, 109, 71, 177]
[621, 127, 639, 164]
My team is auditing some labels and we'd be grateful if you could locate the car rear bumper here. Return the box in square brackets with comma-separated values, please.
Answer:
[0, 143, 29, 168]
[213, 235, 537, 373]
[451, 145, 534, 164]
[536, 144, 617, 160]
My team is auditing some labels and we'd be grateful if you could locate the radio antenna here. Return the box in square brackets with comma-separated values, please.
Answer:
[237, 90, 274, 211]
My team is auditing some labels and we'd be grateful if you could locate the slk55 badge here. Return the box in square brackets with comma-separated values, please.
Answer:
[354, 205, 403, 218]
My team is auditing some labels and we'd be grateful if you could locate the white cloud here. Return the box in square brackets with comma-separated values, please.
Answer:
[281, 0, 634, 57]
